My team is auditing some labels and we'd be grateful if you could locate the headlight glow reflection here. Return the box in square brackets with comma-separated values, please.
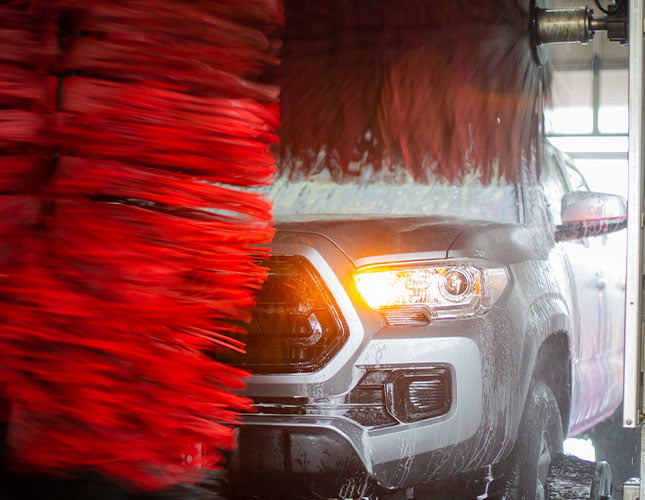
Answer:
[354, 263, 507, 324]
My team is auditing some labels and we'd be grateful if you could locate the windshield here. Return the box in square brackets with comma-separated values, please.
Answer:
[264, 169, 521, 223]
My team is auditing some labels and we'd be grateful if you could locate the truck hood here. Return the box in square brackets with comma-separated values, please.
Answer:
[273, 215, 551, 266]
[273, 215, 469, 266]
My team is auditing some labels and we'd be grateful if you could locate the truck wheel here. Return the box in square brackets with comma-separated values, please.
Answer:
[546, 454, 612, 499]
[503, 381, 564, 500]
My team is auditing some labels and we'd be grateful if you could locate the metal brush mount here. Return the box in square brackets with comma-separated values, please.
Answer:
[531, 0, 628, 64]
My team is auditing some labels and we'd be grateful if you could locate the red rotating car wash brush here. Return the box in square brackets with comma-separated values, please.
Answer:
[275, 0, 541, 185]
[0, 0, 281, 492]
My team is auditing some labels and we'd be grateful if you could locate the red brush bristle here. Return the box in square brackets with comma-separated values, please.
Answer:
[276, 0, 540, 184]
[0, 0, 281, 491]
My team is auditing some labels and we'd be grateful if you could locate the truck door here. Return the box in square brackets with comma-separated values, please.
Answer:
[560, 157, 626, 419]
[541, 145, 618, 434]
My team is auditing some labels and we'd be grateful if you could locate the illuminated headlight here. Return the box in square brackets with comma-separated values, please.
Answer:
[354, 261, 508, 325]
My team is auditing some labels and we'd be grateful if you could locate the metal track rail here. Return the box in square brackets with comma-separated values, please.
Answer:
[624, 0, 643, 431]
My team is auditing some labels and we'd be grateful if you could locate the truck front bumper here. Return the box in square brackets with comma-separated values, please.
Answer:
[229, 336, 484, 492]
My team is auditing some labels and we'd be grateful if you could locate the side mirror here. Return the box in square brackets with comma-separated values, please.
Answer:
[556, 191, 627, 242]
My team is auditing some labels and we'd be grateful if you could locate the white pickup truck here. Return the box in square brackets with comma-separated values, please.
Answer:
[221, 141, 626, 499]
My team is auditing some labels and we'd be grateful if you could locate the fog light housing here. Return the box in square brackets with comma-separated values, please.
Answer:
[384, 368, 452, 423]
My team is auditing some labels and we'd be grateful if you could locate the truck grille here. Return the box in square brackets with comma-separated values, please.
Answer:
[225, 255, 348, 373]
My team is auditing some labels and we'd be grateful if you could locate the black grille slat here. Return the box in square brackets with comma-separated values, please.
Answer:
[221, 255, 348, 373]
